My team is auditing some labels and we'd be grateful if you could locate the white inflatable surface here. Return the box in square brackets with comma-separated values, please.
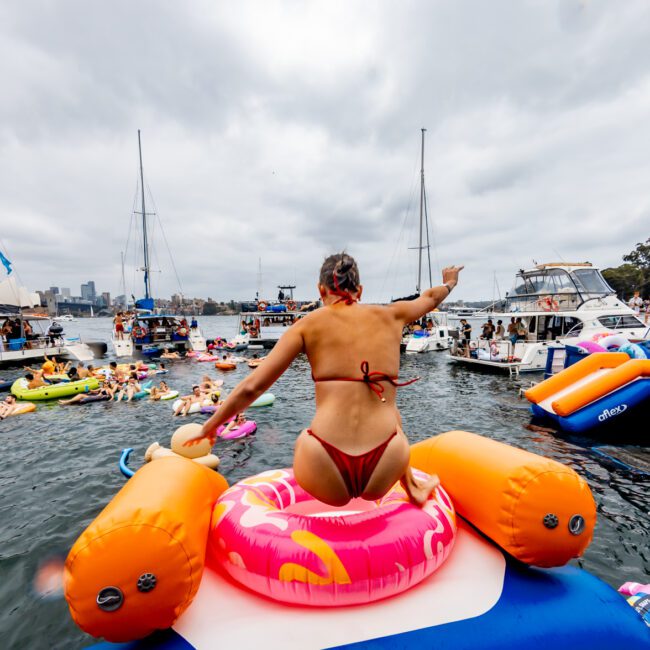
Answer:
[174, 520, 505, 649]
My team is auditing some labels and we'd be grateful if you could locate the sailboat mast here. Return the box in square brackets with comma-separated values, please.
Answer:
[138, 130, 151, 300]
[120, 250, 127, 305]
[417, 128, 426, 294]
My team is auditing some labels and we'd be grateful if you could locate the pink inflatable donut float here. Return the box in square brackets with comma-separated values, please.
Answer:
[217, 419, 257, 440]
[210, 468, 456, 606]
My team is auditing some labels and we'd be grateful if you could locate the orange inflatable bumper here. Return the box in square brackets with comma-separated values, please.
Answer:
[411, 431, 596, 567]
[64, 457, 227, 642]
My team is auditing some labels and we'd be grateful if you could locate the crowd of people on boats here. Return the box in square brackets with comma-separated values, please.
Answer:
[0, 317, 65, 351]
[113, 312, 197, 341]
[402, 317, 438, 337]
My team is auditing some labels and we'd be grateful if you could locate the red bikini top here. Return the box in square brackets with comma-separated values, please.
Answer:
[312, 360, 420, 402]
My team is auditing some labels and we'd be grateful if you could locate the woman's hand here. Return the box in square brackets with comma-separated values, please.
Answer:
[184, 422, 217, 447]
[442, 265, 464, 290]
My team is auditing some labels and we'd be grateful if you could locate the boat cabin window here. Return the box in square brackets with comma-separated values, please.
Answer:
[547, 269, 575, 293]
[538, 315, 583, 340]
[526, 274, 554, 294]
[571, 269, 612, 295]
[511, 277, 529, 295]
[597, 315, 645, 329]
[561, 317, 584, 338]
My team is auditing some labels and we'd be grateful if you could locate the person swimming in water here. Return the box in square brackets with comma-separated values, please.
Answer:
[188, 252, 463, 507]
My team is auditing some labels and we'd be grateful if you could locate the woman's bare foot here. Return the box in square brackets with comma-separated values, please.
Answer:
[402, 466, 440, 506]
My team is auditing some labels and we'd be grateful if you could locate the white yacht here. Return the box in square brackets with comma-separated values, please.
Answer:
[0, 277, 94, 366]
[449, 262, 648, 376]
[403, 311, 451, 353]
[236, 306, 306, 350]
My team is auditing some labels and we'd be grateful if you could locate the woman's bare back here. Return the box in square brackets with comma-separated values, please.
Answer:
[299, 303, 404, 452]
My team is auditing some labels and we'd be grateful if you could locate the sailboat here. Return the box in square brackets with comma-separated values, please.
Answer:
[402, 129, 451, 353]
[111, 131, 206, 358]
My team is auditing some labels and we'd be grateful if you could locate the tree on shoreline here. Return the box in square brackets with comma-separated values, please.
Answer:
[602, 238, 650, 299]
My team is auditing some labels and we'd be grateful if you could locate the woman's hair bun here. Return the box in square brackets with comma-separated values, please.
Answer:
[335, 257, 353, 275]
[320, 252, 360, 292]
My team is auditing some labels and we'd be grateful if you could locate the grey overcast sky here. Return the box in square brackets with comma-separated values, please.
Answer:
[1, 0, 649, 303]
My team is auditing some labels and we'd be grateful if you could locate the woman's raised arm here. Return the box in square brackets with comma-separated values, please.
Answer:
[389, 265, 464, 324]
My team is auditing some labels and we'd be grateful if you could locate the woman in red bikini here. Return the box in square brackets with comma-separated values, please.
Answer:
[188, 253, 463, 507]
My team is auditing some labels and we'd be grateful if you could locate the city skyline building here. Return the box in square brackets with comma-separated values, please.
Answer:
[80, 281, 96, 303]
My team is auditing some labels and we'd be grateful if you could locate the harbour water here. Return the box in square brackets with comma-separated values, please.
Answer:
[0, 316, 648, 649]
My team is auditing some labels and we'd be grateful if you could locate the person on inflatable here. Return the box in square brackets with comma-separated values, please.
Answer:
[174, 385, 203, 416]
[189, 252, 463, 507]
[149, 380, 170, 401]
[59, 381, 117, 406]
[0, 394, 18, 419]
[220, 412, 249, 437]
[115, 375, 142, 403]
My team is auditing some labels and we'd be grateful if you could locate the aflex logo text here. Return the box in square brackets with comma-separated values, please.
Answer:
[598, 404, 627, 422]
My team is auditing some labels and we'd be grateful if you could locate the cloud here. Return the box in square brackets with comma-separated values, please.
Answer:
[1, 0, 650, 303]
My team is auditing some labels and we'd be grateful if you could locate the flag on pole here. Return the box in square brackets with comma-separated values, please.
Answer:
[0, 251, 12, 275]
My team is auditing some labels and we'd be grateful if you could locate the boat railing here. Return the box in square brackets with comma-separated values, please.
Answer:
[450, 337, 518, 361]
[0, 334, 70, 357]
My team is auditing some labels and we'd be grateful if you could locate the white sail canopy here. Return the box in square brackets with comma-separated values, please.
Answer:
[0, 277, 40, 308]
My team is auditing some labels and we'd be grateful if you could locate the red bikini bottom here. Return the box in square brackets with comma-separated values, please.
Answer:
[307, 429, 398, 498]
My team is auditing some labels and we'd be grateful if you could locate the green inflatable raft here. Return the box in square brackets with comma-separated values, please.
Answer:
[11, 377, 100, 401]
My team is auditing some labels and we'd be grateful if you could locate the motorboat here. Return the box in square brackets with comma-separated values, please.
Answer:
[403, 311, 451, 353]
[0, 312, 94, 366]
[0, 276, 94, 366]
[113, 314, 206, 357]
[449, 262, 648, 376]
[236, 304, 305, 350]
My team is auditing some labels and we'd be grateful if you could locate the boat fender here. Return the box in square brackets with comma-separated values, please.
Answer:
[410, 430, 596, 567]
[65, 454, 228, 642]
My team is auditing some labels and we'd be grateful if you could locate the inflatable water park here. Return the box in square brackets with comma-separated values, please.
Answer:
[63, 430, 650, 648]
